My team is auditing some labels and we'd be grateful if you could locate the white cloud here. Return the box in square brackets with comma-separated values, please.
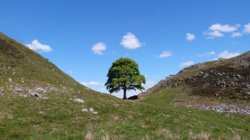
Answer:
[204, 23, 240, 39]
[217, 50, 240, 59]
[92, 42, 106, 55]
[159, 51, 172, 58]
[121, 32, 142, 49]
[209, 23, 240, 32]
[204, 30, 224, 39]
[243, 23, 250, 33]
[81, 81, 102, 86]
[25, 40, 52, 53]
[180, 61, 195, 68]
[186, 33, 196, 41]
[232, 32, 242, 38]
[198, 51, 216, 57]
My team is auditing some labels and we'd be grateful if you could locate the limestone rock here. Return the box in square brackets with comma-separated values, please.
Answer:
[73, 98, 85, 104]
[82, 108, 88, 112]
[89, 107, 94, 112]
[29, 92, 42, 98]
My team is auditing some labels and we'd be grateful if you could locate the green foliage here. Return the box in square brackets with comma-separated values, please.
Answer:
[105, 58, 145, 99]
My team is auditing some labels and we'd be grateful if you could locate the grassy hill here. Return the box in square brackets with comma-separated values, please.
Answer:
[142, 51, 250, 101]
[0, 33, 82, 88]
[0, 33, 249, 139]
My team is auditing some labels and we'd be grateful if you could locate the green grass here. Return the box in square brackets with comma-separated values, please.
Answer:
[140, 88, 250, 138]
[0, 32, 80, 89]
[1, 88, 249, 139]
[1, 32, 250, 139]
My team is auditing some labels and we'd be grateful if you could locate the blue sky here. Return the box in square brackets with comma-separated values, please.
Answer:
[1, 0, 250, 98]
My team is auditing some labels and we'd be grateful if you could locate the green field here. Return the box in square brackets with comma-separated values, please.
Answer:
[1, 88, 249, 140]
[0, 33, 250, 140]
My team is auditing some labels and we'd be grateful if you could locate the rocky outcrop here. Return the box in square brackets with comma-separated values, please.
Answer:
[81, 107, 98, 115]
[185, 104, 250, 115]
[141, 51, 250, 100]
[1, 83, 72, 98]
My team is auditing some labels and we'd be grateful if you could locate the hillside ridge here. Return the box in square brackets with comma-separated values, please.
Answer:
[140, 51, 250, 101]
[0, 32, 91, 97]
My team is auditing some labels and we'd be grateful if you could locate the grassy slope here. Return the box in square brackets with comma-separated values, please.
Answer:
[1, 88, 249, 139]
[0, 33, 249, 139]
[177, 51, 250, 78]
[0, 33, 79, 88]
[143, 51, 250, 101]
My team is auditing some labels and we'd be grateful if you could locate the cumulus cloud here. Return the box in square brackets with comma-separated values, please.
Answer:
[197, 51, 216, 57]
[81, 81, 102, 86]
[92, 42, 106, 55]
[204, 30, 224, 39]
[159, 51, 172, 58]
[180, 61, 195, 68]
[204, 23, 240, 39]
[186, 33, 196, 41]
[232, 32, 242, 38]
[209, 23, 239, 32]
[121, 32, 142, 49]
[25, 40, 53, 53]
[243, 23, 250, 33]
[217, 50, 240, 59]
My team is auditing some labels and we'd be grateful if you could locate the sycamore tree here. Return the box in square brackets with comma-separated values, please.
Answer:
[105, 58, 145, 99]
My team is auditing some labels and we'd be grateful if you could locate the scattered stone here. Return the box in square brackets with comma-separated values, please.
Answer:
[186, 103, 250, 115]
[40, 96, 49, 100]
[81, 108, 98, 114]
[202, 73, 209, 79]
[89, 107, 94, 112]
[82, 108, 88, 112]
[113, 116, 120, 121]
[29, 92, 41, 97]
[14, 87, 24, 92]
[236, 74, 241, 79]
[8, 78, 12, 82]
[18, 93, 28, 98]
[92, 111, 98, 115]
[32, 87, 47, 93]
[217, 73, 222, 76]
[38, 111, 44, 114]
[73, 98, 85, 104]
[21, 78, 25, 83]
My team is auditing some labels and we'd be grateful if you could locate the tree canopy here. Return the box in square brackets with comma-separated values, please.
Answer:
[105, 58, 145, 99]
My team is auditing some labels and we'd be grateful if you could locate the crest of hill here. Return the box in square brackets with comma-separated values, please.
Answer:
[141, 51, 250, 101]
[0, 32, 87, 92]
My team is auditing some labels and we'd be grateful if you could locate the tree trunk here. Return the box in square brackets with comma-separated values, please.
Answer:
[123, 89, 127, 99]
